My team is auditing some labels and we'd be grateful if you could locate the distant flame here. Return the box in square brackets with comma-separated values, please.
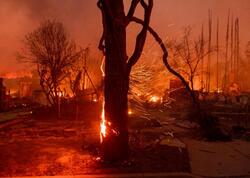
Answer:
[58, 91, 63, 97]
[216, 89, 222, 93]
[0, 71, 32, 79]
[128, 109, 132, 115]
[149, 95, 160, 103]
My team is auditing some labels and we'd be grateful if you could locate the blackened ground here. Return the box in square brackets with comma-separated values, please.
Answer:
[0, 101, 190, 176]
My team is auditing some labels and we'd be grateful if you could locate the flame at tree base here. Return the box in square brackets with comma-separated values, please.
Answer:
[100, 100, 106, 143]
[100, 55, 106, 143]
[99, 55, 126, 162]
[100, 100, 119, 143]
[99, 55, 118, 143]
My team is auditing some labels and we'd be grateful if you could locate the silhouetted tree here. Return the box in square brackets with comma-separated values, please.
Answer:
[167, 27, 212, 91]
[128, 5, 229, 141]
[133, 22, 207, 120]
[19, 20, 81, 109]
[97, 0, 153, 161]
[98, 0, 223, 161]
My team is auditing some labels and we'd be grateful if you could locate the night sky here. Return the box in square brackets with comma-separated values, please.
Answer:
[0, 0, 249, 75]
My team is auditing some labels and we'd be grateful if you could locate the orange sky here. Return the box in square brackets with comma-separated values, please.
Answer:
[0, 0, 249, 75]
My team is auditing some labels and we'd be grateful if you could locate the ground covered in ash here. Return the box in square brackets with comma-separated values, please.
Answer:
[1, 98, 250, 177]
[0, 102, 191, 176]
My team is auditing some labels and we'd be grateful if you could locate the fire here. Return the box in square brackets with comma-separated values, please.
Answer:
[149, 95, 161, 103]
[99, 55, 119, 143]
[100, 97, 116, 143]
[128, 109, 132, 115]
[0, 71, 32, 79]
[100, 101, 106, 141]
[101, 56, 105, 77]
[100, 55, 106, 143]
[58, 91, 63, 97]
[216, 89, 222, 93]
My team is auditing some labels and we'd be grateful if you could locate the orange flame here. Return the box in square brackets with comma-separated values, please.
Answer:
[0, 71, 32, 79]
[100, 55, 106, 143]
[99, 55, 119, 143]
[101, 56, 105, 77]
[128, 109, 133, 115]
[149, 95, 160, 103]
[100, 100, 106, 142]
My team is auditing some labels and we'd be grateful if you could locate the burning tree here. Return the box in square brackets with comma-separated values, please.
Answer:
[97, 0, 153, 161]
[19, 20, 82, 109]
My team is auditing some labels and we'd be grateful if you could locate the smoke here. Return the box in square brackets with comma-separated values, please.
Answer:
[0, 0, 250, 76]
[0, 0, 102, 73]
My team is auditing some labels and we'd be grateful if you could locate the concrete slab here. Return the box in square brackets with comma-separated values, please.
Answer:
[184, 138, 250, 177]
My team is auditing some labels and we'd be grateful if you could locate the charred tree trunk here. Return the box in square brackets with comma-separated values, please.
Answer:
[100, 0, 129, 162]
[98, 0, 152, 162]
[190, 76, 194, 91]
[102, 75, 130, 161]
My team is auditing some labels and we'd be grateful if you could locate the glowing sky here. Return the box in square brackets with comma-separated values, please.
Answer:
[0, 0, 249, 75]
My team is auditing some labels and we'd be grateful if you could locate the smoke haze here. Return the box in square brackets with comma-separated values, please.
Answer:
[0, 0, 249, 75]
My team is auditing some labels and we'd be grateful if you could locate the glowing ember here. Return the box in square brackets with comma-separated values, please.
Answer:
[136, 93, 141, 97]
[149, 95, 161, 103]
[128, 109, 132, 115]
[58, 91, 63, 97]
[216, 89, 222, 93]
[95, 157, 101, 161]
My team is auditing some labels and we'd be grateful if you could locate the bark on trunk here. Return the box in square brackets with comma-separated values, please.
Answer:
[101, 0, 129, 161]
[98, 0, 153, 162]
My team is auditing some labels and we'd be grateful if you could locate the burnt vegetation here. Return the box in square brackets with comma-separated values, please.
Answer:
[18, 20, 82, 109]
[1, 1, 250, 176]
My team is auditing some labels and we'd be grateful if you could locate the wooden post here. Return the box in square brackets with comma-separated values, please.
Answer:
[224, 10, 230, 92]
[206, 9, 212, 92]
[216, 18, 219, 91]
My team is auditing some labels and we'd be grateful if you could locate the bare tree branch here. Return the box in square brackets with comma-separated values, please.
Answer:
[97, 0, 106, 54]
[126, 0, 140, 22]
[130, 17, 200, 109]
[127, 0, 153, 73]
[20, 20, 81, 107]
